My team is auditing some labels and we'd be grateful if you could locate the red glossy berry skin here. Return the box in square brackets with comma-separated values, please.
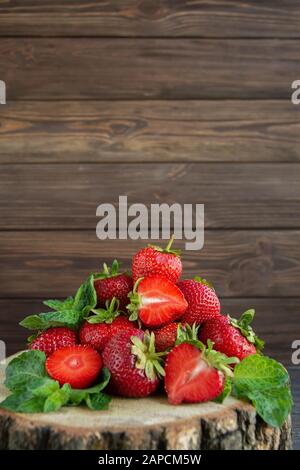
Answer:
[79, 321, 110, 352]
[94, 273, 133, 310]
[103, 329, 159, 398]
[79, 316, 136, 352]
[199, 316, 256, 361]
[165, 343, 225, 405]
[46, 345, 102, 389]
[132, 247, 182, 284]
[177, 280, 220, 325]
[136, 276, 188, 328]
[29, 327, 77, 357]
[153, 322, 185, 352]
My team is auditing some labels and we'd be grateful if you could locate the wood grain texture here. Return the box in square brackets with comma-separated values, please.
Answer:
[0, 39, 299, 100]
[1, 100, 300, 164]
[1, 297, 298, 364]
[0, 231, 300, 298]
[0, 1, 299, 38]
[0, 163, 299, 229]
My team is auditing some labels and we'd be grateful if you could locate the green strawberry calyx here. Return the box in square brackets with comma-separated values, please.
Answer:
[184, 338, 239, 378]
[86, 297, 121, 324]
[126, 278, 143, 322]
[228, 309, 265, 351]
[131, 332, 166, 381]
[94, 259, 125, 280]
[176, 323, 199, 345]
[194, 276, 214, 289]
[148, 235, 181, 257]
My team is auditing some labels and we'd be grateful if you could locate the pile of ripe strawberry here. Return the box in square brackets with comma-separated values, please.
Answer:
[29, 238, 263, 405]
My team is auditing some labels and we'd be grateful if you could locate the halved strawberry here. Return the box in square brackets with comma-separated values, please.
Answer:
[165, 341, 238, 405]
[127, 276, 188, 328]
[46, 345, 102, 389]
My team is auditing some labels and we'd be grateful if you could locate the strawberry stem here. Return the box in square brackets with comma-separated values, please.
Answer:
[148, 234, 181, 257]
[165, 234, 175, 251]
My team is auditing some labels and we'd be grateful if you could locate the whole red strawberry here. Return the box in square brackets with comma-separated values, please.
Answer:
[199, 309, 263, 361]
[80, 312, 137, 353]
[153, 322, 198, 352]
[165, 341, 237, 405]
[94, 260, 133, 310]
[132, 236, 182, 283]
[29, 327, 77, 357]
[46, 345, 102, 389]
[127, 276, 188, 328]
[178, 277, 220, 325]
[103, 329, 165, 398]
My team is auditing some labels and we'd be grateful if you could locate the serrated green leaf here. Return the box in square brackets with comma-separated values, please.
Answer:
[43, 297, 74, 311]
[233, 354, 292, 427]
[73, 274, 97, 316]
[86, 393, 111, 411]
[4, 350, 47, 391]
[44, 384, 71, 413]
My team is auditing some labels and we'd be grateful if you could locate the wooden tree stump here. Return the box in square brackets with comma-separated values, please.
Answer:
[0, 355, 292, 450]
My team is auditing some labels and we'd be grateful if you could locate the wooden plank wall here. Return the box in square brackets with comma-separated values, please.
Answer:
[0, 1, 299, 365]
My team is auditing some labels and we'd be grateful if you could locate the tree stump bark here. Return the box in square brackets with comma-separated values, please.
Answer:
[0, 355, 292, 450]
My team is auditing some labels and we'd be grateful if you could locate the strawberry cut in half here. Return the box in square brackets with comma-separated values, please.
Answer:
[165, 340, 238, 405]
[94, 260, 133, 310]
[132, 236, 182, 284]
[46, 345, 102, 389]
[127, 276, 188, 328]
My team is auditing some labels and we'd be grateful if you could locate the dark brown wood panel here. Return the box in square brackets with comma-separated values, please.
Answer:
[0, 39, 299, 99]
[1, 297, 298, 365]
[0, 163, 299, 229]
[1, 100, 300, 164]
[0, 1, 299, 38]
[0, 231, 299, 298]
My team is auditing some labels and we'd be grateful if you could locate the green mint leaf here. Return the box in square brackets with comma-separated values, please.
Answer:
[86, 393, 111, 411]
[234, 354, 290, 391]
[20, 276, 96, 332]
[20, 315, 52, 331]
[68, 368, 111, 406]
[1, 390, 46, 413]
[73, 274, 97, 316]
[243, 386, 292, 428]
[233, 354, 292, 427]
[4, 350, 47, 391]
[44, 384, 71, 413]
[43, 297, 74, 311]
[20, 310, 80, 331]
[214, 377, 232, 404]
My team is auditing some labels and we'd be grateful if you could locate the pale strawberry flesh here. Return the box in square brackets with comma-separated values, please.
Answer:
[165, 343, 225, 405]
[137, 276, 188, 328]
